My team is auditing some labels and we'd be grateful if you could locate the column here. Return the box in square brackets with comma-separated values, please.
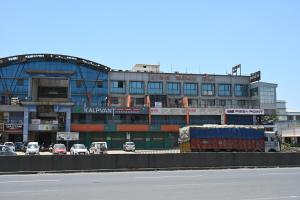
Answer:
[65, 107, 71, 132]
[23, 107, 29, 142]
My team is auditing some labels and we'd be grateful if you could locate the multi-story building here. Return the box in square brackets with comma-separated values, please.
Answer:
[0, 54, 278, 149]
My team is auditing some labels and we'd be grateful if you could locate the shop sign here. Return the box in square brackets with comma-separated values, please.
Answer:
[175, 75, 197, 81]
[202, 74, 215, 82]
[73, 106, 148, 114]
[57, 132, 79, 141]
[4, 123, 23, 131]
[225, 109, 264, 115]
[31, 119, 41, 125]
[188, 108, 223, 115]
[29, 124, 58, 131]
[150, 108, 186, 115]
[149, 74, 170, 81]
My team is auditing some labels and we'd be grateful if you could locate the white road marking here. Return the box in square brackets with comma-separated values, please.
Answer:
[0, 179, 60, 184]
[244, 195, 300, 200]
[263, 172, 300, 176]
[0, 189, 58, 195]
[134, 175, 203, 179]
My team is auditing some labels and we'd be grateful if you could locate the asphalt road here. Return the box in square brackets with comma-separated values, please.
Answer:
[0, 168, 300, 200]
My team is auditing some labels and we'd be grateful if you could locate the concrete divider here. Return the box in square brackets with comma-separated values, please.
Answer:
[1, 153, 300, 173]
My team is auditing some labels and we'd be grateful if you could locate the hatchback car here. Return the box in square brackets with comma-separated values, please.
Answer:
[52, 144, 67, 154]
[25, 143, 40, 155]
[123, 142, 136, 152]
[0, 145, 17, 156]
[4, 142, 15, 152]
[70, 144, 89, 155]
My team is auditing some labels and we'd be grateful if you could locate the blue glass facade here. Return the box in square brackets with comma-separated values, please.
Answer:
[201, 83, 215, 96]
[167, 82, 181, 95]
[0, 60, 109, 106]
[218, 84, 231, 96]
[129, 81, 144, 94]
[148, 82, 163, 94]
[183, 83, 197, 96]
[110, 80, 126, 94]
[234, 84, 248, 97]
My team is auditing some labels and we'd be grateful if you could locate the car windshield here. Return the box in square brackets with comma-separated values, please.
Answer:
[5, 143, 14, 146]
[73, 144, 85, 149]
[126, 142, 134, 145]
[54, 144, 66, 149]
[28, 144, 38, 149]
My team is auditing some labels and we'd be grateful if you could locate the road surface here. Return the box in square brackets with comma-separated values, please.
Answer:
[0, 168, 300, 200]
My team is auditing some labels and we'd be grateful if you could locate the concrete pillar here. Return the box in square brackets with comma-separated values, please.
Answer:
[23, 108, 29, 142]
[65, 107, 71, 132]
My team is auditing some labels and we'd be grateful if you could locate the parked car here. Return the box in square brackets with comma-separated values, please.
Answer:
[0, 145, 17, 156]
[70, 144, 89, 155]
[25, 143, 40, 155]
[123, 142, 135, 152]
[4, 142, 15, 152]
[89, 142, 108, 154]
[15, 142, 25, 152]
[52, 144, 67, 155]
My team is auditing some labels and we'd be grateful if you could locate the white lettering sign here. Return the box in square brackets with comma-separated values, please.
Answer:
[225, 109, 264, 115]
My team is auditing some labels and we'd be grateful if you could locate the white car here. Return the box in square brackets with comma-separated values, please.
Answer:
[123, 142, 135, 152]
[4, 142, 15, 152]
[70, 144, 89, 155]
[89, 142, 108, 154]
[25, 143, 40, 155]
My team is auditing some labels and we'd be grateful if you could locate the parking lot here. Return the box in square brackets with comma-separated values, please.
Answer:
[14, 149, 180, 155]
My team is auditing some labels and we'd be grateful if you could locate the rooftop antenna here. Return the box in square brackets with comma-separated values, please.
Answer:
[171, 64, 173, 73]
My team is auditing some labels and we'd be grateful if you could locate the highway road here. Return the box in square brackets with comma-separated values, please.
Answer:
[0, 168, 300, 200]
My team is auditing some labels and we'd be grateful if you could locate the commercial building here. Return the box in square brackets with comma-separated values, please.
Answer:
[275, 101, 300, 144]
[0, 54, 278, 149]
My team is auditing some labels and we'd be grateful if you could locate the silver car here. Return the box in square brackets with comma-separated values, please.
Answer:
[123, 142, 135, 152]
[4, 142, 15, 152]
[0, 145, 17, 156]
[25, 143, 40, 155]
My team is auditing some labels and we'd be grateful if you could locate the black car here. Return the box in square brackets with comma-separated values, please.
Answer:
[0, 145, 17, 156]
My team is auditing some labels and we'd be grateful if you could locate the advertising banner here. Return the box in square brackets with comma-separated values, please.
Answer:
[57, 132, 79, 141]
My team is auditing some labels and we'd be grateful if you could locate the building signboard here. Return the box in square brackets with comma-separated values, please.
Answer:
[29, 124, 58, 131]
[188, 108, 223, 115]
[225, 109, 264, 115]
[57, 132, 79, 141]
[31, 119, 41, 124]
[4, 123, 23, 131]
[175, 75, 197, 81]
[73, 106, 148, 114]
[150, 108, 186, 115]
[149, 74, 170, 81]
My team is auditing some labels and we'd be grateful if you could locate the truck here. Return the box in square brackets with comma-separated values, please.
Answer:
[179, 125, 280, 153]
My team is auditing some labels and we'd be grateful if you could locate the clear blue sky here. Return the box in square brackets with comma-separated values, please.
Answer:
[1, 0, 299, 109]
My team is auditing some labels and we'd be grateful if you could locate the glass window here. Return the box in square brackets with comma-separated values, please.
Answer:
[201, 83, 215, 96]
[183, 83, 197, 96]
[76, 80, 82, 88]
[97, 81, 103, 88]
[129, 81, 144, 94]
[16, 79, 24, 86]
[235, 84, 248, 97]
[260, 87, 275, 104]
[250, 87, 258, 96]
[218, 84, 231, 96]
[148, 82, 163, 94]
[201, 99, 215, 107]
[167, 82, 181, 95]
[110, 81, 126, 93]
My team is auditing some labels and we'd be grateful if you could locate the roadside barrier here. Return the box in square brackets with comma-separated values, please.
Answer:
[0, 153, 300, 173]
